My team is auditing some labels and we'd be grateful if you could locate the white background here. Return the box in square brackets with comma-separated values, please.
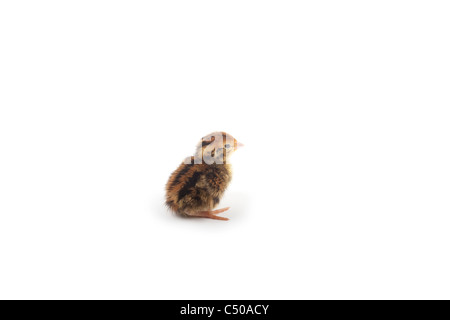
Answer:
[1, 1, 449, 299]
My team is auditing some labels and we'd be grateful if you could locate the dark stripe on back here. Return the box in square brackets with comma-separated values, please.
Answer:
[178, 171, 202, 200]
[169, 163, 192, 189]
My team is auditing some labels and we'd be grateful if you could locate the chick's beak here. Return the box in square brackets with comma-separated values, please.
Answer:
[235, 141, 244, 149]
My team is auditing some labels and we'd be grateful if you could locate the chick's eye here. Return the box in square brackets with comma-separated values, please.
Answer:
[224, 144, 231, 149]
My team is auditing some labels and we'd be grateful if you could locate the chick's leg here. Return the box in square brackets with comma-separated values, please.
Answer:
[204, 207, 230, 215]
[187, 207, 230, 221]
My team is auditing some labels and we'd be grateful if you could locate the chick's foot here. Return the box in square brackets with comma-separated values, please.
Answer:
[188, 207, 230, 221]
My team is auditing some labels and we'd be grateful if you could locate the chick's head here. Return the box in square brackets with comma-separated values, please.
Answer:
[195, 131, 244, 164]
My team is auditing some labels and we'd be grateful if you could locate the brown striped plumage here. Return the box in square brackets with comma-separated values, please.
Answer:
[165, 132, 243, 221]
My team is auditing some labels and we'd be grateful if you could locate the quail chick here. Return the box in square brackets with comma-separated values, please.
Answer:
[165, 132, 244, 221]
